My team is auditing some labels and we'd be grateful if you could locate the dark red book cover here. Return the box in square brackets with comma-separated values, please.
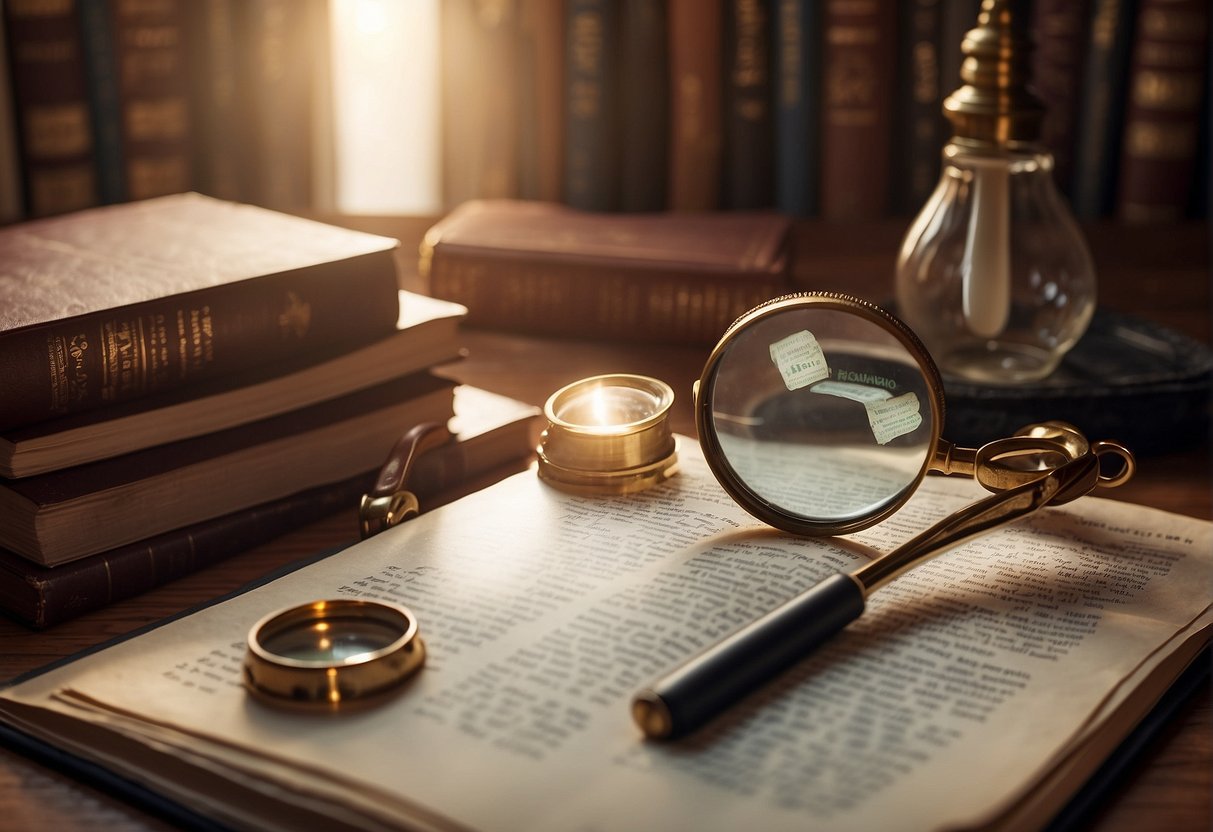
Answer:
[0, 193, 400, 430]
[820, 0, 896, 219]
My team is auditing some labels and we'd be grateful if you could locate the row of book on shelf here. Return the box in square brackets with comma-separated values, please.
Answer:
[0, 193, 543, 628]
[2, 0, 1209, 227]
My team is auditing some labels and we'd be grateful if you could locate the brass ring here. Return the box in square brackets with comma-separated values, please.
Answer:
[244, 599, 425, 709]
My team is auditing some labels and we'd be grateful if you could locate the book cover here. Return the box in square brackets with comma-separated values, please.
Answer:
[819, 0, 896, 219]
[773, 0, 820, 217]
[517, 0, 566, 203]
[1030, 0, 1091, 200]
[0, 192, 401, 430]
[2, 0, 99, 217]
[0, 291, 466, 478]
[564, 0, 618, 211]
[894, 0, 943, 215]
[441, 0, 520, 209]
[0, 372, 456, 566]
[725, 0, 774, 210]
[1115, 0, 1209, 222]
[422, 199, 792, 344]
[667, 0, 723, 210]
[1071, 0, 1138, 218]
[618, 0, 668, 212]
[0, 385, 541, 628]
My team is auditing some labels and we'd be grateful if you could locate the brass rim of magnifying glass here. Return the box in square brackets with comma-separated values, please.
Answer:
[537, 374, 678, 495]
[696, 292, 947, 537]
[243, 599, 425, 710]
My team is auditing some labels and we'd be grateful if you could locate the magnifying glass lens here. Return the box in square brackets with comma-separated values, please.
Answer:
[244, 600, 425, 708]
[260, 616, 404, 664]
[698, 297, 943, 536]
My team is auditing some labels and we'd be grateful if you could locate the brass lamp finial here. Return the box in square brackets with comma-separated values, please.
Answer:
[942, 0, 1045, 146]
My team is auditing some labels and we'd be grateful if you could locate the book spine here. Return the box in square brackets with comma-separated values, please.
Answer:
[724, 0, 773, 210]
[1115, 0, 1209, 223]
[0, 10, 25, 223]
[894, 0, 942, 215]
[2, 421, 537, 628]
[618, 0, 668, 212]
[564, 0, 618, 210]
[0, 474, 372, 628]
[428, 250, 789, 345]
[1071, 0, 1138, 218]
[773, 0, 819, 217]
[517, 0, 566, 203]
[819, 0, 896, 219]
[440, 0, 520, 209]
[234, 0, 324, 211]
[667, 0, 723, 210]
[0, 250, 400, 430]
[1030, 0, 1091, 199]
[106, 0, 193, 201]
[75, 0, 124, 204]
[183, 0, 244, 201]
[2, 0, 99, 217]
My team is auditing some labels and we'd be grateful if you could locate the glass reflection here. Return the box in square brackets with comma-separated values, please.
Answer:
[706, 306, 936, 525]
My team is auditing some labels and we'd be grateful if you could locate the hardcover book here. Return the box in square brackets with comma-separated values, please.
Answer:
[0, 373, 456, 566]
[0, 441, 1208, 830]
[820, 0, 896, 219]
[0, 291, 465, 478]
[564, 0, 619, 211]
[667, 0, 723, 210]
[1115, 0, 1209, 222]
[0, 385, 541, 628]
[773, 0, 820, 217]
[0, 192, 401, 430]
[1071, 0, 1138, 218]
[422, 199, 792, 344]
[724, 0, 774, 210]
[618, 0, 668, 212]
[2, 0, 99, 217]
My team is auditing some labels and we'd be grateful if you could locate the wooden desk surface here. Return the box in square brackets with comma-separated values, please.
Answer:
[0, 221, 1208, 830]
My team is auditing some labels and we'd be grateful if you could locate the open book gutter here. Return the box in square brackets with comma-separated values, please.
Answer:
[0, 442, 1209, 832]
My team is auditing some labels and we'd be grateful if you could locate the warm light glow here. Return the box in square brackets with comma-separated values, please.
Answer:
[589, 387, 616, 427]
[330, 0, 441, 213]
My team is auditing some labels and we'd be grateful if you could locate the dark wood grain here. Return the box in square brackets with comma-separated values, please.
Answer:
[1, 218, 1208, 831]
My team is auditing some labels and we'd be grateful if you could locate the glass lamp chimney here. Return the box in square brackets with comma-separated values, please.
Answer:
[895, 0, 1096, 384]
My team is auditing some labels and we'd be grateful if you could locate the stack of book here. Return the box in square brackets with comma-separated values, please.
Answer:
[0, 193, 541, 628]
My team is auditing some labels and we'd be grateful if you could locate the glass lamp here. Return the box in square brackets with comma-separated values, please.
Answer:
[895, 0, 1095, 384]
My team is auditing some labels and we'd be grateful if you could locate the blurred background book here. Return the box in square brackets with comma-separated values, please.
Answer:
[2, 0, 1206, 224]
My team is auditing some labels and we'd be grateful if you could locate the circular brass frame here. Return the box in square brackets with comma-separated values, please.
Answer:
[695, 292, 947, 536]
[537, 373, 679, 495]
[244, 599, 425, 709]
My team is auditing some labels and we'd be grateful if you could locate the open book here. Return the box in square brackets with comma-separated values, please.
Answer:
[1, 441, 1209, 831]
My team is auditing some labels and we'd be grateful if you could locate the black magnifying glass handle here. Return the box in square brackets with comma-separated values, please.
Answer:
[631, 572, 866, 740]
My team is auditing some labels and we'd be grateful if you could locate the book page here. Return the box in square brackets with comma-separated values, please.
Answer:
[2, 441, 1210, 832]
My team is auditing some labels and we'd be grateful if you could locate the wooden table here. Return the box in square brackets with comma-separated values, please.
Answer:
[1, 221, 1208, 830]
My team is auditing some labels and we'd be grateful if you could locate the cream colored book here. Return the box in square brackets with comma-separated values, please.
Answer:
[0, 440, 1209, 831]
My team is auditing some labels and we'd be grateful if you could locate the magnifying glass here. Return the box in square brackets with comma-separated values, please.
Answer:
[632, 292, 1135, 739]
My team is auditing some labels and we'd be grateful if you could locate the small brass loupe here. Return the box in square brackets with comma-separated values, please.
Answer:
[244, 599, 425, 710]
[537, 373, 678, 495]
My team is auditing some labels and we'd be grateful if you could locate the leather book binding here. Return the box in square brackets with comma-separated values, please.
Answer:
[422, 199, 792, 345]
[0, 193, 401, 430]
